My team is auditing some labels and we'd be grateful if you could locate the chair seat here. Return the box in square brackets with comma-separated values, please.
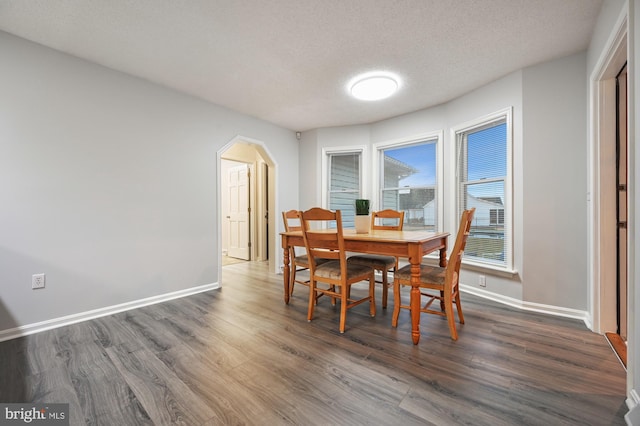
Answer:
[348, 253, 398, 309]
[348, 254, 396, 269]
[294, 254, 310, 267]
[395, 263, 445, 284]
[315, 261, 373, 280]
[294, 255, 329, 268]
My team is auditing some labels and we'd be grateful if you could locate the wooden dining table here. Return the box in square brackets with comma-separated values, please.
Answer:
[280, 228, 449, 344]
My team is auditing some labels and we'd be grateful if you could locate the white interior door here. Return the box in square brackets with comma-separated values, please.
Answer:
[227, 163, 250, 260]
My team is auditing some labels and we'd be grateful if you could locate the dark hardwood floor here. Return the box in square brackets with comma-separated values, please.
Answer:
[0, 261, 628, 425]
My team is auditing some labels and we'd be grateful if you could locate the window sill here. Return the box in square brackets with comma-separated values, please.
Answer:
[461, 260, 519, 279]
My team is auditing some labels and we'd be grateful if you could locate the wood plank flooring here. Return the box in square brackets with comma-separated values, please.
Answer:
[0, 261, 628, 425]
[606, 332, 628, 368]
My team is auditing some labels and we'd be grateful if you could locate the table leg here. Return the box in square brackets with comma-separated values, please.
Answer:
[283, 246, 291, 304]
[439, 245, 447, 267]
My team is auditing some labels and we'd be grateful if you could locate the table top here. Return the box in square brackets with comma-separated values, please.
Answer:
[281, 228, 449, 243]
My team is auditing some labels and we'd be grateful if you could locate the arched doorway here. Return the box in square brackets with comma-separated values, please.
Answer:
[217, 136, 277, 282]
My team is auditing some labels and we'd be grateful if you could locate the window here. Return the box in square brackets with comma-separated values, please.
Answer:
[379, 138, 439, 231]
[326, 151, 362, 228]
[454, 109, 512, 269]
[489, 209, 504, 225]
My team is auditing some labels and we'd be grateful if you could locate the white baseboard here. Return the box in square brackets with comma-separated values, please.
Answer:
[0, 282, 220, 343]
[460, 284, 590, 327]
[626, 389, 640, 425]
[628, 389, 640, 409]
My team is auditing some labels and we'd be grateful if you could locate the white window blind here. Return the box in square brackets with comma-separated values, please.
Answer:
[328, 152, 361, 228]
[456, 116, 509, 267]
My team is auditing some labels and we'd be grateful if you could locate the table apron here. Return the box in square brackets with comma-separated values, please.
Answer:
[282, 236, 444, 259]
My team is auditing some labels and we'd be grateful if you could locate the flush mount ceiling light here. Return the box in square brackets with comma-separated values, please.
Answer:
[349, 72, 400, 101]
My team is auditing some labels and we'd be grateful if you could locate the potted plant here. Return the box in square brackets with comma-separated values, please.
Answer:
[354, 199, 370, 233]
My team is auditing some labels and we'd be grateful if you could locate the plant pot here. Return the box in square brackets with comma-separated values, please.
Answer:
[355, 215, 370, 234]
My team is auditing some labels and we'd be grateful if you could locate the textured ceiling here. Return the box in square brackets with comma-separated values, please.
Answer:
[0, 0, 603, 131]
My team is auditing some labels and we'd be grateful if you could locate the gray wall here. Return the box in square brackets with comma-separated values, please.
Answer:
[588, 0, 628, 73]
[299, 129, 321, 209]
[522, 52, 588, 308]
[0, 32, 298, 331]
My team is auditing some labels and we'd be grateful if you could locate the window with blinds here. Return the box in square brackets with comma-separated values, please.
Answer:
[327, 152, 361, 228]
[455, 111, 511, 268]
[379, 140, 438, 230]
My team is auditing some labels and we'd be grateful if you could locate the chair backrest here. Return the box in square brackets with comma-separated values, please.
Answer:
[282, 210, 302, 232]
[445, 208, 476, 282]
[283, 209, 306, 258]
[371, 209, 405, 231]
[298, 208, 346, 272]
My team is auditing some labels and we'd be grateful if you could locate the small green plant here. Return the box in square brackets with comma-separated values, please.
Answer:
[355, 199, 370, 216]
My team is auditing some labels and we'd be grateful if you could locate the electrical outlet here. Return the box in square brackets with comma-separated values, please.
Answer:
[478, 275, 486, 287]
[32, 273, 45, 289]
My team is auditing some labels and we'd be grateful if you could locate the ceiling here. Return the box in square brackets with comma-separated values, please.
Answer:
[0, 0, 603, 131]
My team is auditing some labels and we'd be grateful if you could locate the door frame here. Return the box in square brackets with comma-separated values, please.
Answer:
[589, 12, 627, 334]
[616, 63, 628, 340]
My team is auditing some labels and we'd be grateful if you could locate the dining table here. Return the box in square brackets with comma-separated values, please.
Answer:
[280, 228, 449, 344]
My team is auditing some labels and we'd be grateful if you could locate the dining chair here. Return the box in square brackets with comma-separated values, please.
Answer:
[282, 210, 331, 300]
[299, 207, 376, 333]
[282, 210, 312, 297]
[392, 208, 475, 340]
[348, 209, 405, 309]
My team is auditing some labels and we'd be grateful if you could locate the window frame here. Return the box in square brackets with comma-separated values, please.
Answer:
[451, 107, 513, 272]
[373, 131, 444, 232]
[321, 146, 368, 226]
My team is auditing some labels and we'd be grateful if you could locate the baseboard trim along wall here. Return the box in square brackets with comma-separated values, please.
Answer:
[625, 389, 640, 424]
[0, 282, 220, 343]
[460, 284, 590, 327]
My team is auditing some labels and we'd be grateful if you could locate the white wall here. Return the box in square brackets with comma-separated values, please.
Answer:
[0, 32, 298, 333]
[302, 53, 592, 313]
